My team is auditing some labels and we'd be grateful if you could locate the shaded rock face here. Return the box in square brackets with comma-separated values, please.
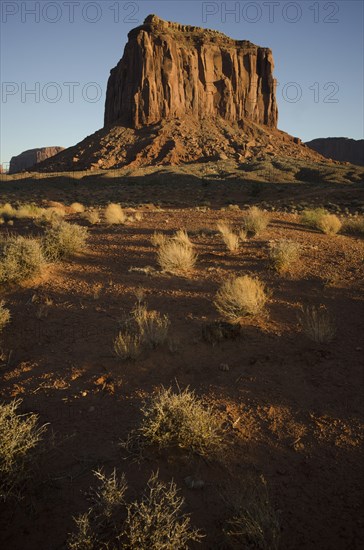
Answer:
[9, 147, 64, 174]
[104, 14, 278, 129]
[305, 138, 364, 166]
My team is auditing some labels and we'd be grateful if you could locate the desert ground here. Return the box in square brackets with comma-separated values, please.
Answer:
[0, 164, 363, 549]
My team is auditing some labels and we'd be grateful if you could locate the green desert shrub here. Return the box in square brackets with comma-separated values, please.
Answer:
[242, 207, 270, 236]
[104, 203, 126, 225]
[298, 305, 336, 344]
[0, 399, 46, 501]
[0, 235, 45, 284]
[68, 470, 202, 550]
[269, 240, 300, 272]
[138, 387, 222, 456]
[215, 275, 267, 321]
[43, 221, 88, 260]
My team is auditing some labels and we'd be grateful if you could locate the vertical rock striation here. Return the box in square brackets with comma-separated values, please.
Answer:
[104, 14, 278, 129]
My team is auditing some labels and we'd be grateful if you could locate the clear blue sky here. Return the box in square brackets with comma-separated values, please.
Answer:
[1, 0, 363, 167]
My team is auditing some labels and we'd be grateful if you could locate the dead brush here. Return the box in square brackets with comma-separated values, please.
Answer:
[68, 470, 202, 550]
[0, 399, 47, 501]
[224, 474, 280, 550]
[215, 275, 267, 321]
[298, 305, 336, 344]
[137, 386, 223, 456]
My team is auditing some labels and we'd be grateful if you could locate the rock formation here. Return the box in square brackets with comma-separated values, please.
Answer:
[9, 147, 65, 174]
[35, 15, 325, 172]
[104, 14, 278, 129]
[305, 138, 364, 166]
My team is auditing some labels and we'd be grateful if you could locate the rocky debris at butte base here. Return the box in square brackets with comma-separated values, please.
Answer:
[35, 15, 324, 172]
[9, 147, 65, 174]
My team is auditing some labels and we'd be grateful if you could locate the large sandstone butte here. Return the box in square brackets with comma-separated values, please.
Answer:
[36, 15, 323, 172]
[305, 138, 364, 166]
[104, 14, 278, 129]
[9, 147, 64, 174]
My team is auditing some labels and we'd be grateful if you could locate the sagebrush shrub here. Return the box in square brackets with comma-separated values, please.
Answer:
[0, 399, 46, 501]
[215, 275, 267, 321]
[68, 470, 201, 550]
[138, 387, 222, 455]
[269, 240, 300, 272]
[43, 221, 88, 260]
[0, 235, 45, 284]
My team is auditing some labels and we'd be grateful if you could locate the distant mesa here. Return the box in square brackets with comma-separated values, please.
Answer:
[305, 138, 364, 166]
[35, 15, 323, 172]
[9, 147, 65, 174]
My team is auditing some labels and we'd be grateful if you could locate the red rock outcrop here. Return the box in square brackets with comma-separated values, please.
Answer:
[305, 138, 364, 166]
[9, 147, 65, 174]
[104, 14, 278, 129]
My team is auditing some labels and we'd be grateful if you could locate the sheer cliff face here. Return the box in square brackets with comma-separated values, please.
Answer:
[104, 15, 278, 128]
[9, 147, 64, 174]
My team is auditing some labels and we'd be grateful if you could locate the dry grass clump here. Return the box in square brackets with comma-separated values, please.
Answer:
[114, 303, 170, 360]
[0, 203, 16, 221]
[173, 229, 192, 248]
[70, 202, 85, 214]
[43, 221, 88, 260]
[104, 203, 126, 225]
[0, 235, 45, 284]
[114, 331, 143, 361]
[0, 399, 46, 501]
[217, 221, 240, 252]
[68, 470, 201, 550]
[300, 207, 327, 229]
[269, 240, 300, 272]
[215, 275, 267, 321]
[133, 303, 170, 348]
[343, 216, 364, 235]
[138, 387, 222, 456]
[157, 236, 197, 273]
[0, 301, 10, 332]
[15, 204, 45, 219]
[83, 209, 100, 225]
[242, 206, 270, 236]
[151, 231, 167, 247]
[298, 305, 336, 344]
[225, 475, 280, 550]
[317, 213, 342, 235]
[41, 206, 66, 224]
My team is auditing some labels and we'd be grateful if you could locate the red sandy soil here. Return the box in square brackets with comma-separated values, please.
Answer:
[0, 194, 363, 549]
